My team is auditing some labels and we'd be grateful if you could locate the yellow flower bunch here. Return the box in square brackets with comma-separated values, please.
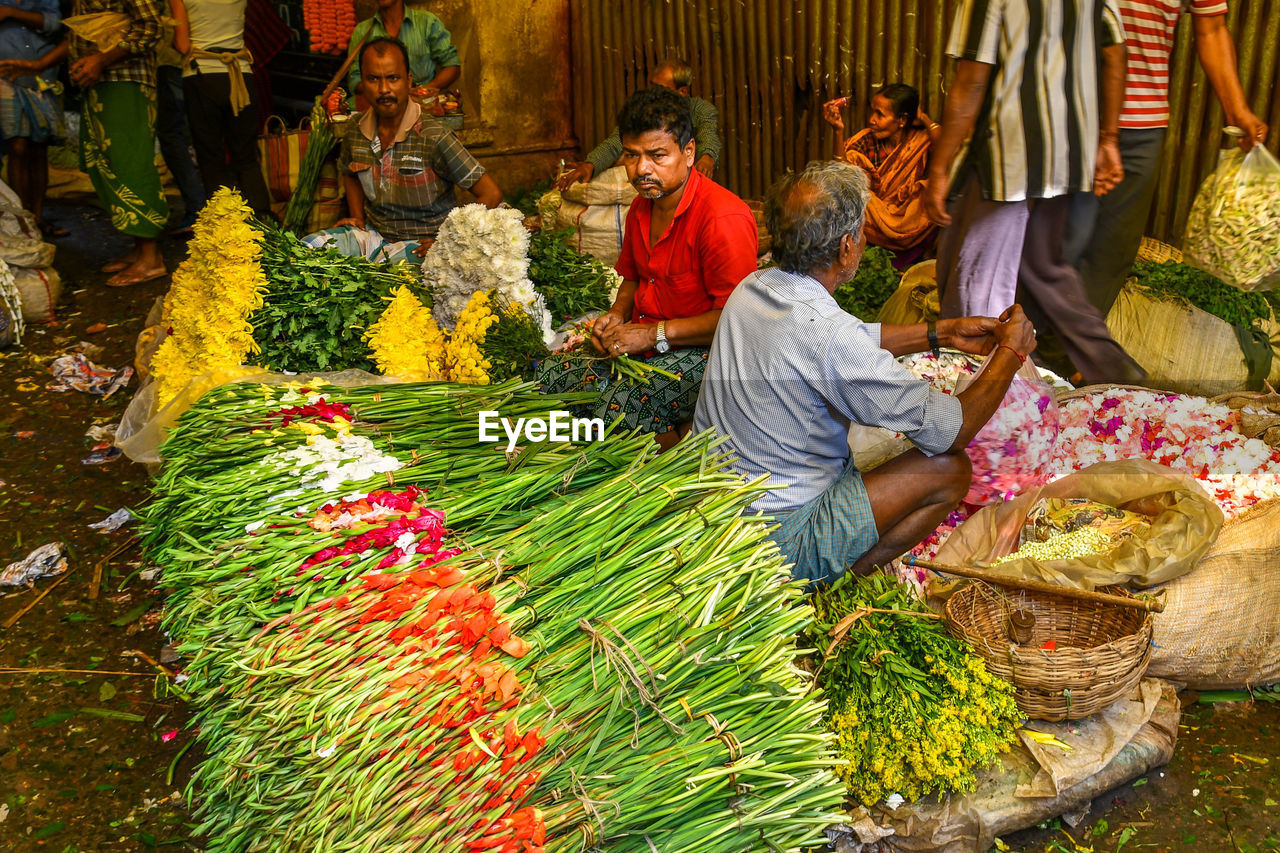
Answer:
[809, 573, 1020, 807]
[152, 188, 267, 407]
[444, 290, 498, 385]
[364, 285, 447, 381]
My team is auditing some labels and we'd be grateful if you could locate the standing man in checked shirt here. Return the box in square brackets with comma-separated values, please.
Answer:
[924, 0, 1147, 386]
[694, 161, 1034, 586]
[556, 58, 722, 190]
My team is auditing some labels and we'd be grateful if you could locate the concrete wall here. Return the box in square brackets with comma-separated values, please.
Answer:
[358, 0, 577, 193]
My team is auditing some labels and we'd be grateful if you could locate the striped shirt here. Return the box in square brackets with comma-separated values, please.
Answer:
[1119, 0, 1229, 129]
[339, 101, 485, 242]
[692, 267, 963, 513]
[946, 0, 1126, 201]
[69, 0, 164, 89]
[346, 8, 460, 98]
[585, 96, 723, 177]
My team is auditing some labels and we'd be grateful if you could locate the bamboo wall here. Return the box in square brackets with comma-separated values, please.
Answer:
[569, 0, 1280, 246]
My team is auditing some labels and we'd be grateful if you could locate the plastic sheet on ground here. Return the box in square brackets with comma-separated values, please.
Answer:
[825, 679, 1179, 853]
[115, 367, 401, 464]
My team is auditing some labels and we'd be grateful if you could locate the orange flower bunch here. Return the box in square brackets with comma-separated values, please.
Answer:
[304, 0, 355, 55]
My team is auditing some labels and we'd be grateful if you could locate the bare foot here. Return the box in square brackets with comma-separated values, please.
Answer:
[105, 261, 168, 287]
[101, 252, 139, 273]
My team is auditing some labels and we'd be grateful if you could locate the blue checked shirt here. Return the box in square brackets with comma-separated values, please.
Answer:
[693, 267, 964, 513]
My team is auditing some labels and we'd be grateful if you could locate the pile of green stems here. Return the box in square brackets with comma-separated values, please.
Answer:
[146, 380, 845, 852]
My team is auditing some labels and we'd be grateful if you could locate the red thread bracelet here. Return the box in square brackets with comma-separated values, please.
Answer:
[997, 344, 1026, 364]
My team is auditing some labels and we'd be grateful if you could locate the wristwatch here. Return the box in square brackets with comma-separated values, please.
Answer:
[654, 321, 671, 354]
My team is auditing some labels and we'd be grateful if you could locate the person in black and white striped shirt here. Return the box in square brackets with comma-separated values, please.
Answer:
[924, 0, 1148, 387]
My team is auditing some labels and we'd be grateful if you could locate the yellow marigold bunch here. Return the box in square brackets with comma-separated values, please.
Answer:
[445, 290, 497, 385]
[364, 285, 446, 381]
[152, 188, 267, 407]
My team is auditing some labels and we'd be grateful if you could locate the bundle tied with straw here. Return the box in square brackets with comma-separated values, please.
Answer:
[145, 379, 846, 851]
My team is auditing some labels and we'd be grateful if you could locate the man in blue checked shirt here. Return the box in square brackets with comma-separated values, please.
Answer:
[694, 160, 1037, 586]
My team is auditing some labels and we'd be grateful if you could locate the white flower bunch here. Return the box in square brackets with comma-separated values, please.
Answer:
[421, 204, 555, 344]
[269, 433, 404, 494]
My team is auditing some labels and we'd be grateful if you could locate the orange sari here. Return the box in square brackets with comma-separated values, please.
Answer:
[841, 127, 935, 252]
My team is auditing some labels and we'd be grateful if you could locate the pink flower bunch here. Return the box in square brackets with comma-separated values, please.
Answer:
[961, 370, 1060, 505]
[267, 397, 354, 428]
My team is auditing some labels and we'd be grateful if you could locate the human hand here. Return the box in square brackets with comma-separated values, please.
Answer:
[0, 59, 37, 81]
[917, 106, 932, 127]
[943, 316, 999, 356]
[1092, 140, 1124, 197]
[993, 305, 1037, 357]
[333, 217, 364, 229]
[69, 53, 107, 89]
[598, 321, 656, 358]
[555, 162, 594, 193]
[821, 98, 846, 131]
[1228, 110, 1268, 151]
[590, 310, 625, 353]
[694, 154, 715, 179]
[412, 238, 435, 258]
[923, 172, 951, 226]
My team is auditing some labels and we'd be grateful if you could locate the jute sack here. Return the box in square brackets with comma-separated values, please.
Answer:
[13, 266, 62, 322]
[1106, 283, 1280, 396]
[539, 166, 638, 267]
[1147, 499, 1280, 689]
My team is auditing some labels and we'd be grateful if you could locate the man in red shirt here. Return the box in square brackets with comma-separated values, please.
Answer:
[538, 85, 758, 446]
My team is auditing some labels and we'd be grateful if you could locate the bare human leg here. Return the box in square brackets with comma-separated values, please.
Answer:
[850, 448, 971, 575]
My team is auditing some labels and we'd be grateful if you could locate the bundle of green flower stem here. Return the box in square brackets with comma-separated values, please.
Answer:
[806, 572, 1021, 807]
[145, 378, 845, 851]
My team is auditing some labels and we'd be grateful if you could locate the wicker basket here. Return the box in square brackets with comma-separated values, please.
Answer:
[944, 583, 1153, 721]
[1136, 236, 1184, 264]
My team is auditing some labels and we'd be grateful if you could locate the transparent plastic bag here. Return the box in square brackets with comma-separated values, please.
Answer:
[954, 353, 1060, 505]
[1183, 143, 1280, 292]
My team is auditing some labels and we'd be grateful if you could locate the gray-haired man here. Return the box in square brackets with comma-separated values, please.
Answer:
[693, 160, 1036, 585]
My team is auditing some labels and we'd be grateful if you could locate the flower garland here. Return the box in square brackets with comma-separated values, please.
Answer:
[364, 285, 447, 381]
[150, 188, 266, 408]
[421, 204, 554, 345]
[0, 258, 22, 345]
[445, 290, 498, 385]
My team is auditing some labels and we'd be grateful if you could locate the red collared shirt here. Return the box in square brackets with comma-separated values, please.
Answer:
[615, 168, 759, 324]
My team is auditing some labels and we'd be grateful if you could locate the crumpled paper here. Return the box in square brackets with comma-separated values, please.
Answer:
[0, 543, 67, 586]
[47, 353, 133, 398]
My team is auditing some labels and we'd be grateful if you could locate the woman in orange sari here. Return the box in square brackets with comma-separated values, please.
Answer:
[823, 83, 939, 255]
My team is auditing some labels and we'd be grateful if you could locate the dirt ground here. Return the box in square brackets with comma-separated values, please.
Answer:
[0, 198, 1277, 853]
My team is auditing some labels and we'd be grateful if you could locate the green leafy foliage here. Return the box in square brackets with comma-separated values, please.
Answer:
[1131, 260, 1275, 327]
[806, 572, 1020, 805]
[832, 246, 901, 322]
[480, 296, 550, 382]
[528, 229, 618, 323]
[250, 227, 423, 373]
